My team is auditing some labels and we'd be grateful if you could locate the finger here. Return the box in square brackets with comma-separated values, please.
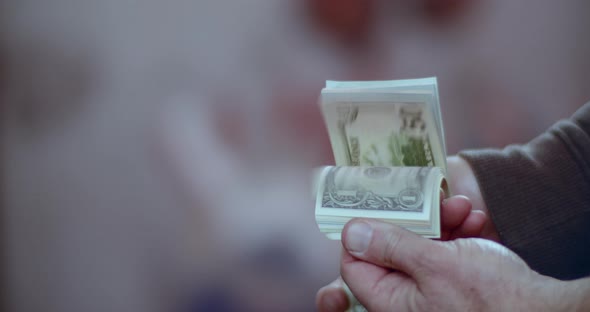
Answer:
[451, 210, 487, 239]
[441, 195, 472, 230]
[341, 248, 415, 311]
[341, 219, 448, 279]
[316, 278, 349, 312]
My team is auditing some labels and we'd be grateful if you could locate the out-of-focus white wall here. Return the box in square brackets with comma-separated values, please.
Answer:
[2, 0, 590, 311]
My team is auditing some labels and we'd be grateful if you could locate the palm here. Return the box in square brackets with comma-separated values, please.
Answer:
[421, 239, 531, 312]
[351, 238, 534, 312]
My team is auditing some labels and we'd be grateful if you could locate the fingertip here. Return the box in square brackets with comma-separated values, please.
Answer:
[470, 210, 486, 217]
[441, 195, 473, 228]
[316, 284, 349, 312]
[469, 210, 487, 230]
[457, 210, 487, 238]
[443, 195, 472, 208]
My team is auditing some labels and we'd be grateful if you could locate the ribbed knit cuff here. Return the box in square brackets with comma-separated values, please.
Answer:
[459, 140, 590, 280]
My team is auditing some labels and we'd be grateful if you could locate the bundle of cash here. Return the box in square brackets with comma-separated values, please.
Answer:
[314, 77, 448, 240]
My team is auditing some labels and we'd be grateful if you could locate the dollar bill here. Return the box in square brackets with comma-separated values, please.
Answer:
[314, 166, 444, 239]
[320, 77, 447, 173]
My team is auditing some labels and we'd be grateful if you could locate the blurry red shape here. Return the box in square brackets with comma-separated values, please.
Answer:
[306, 0, 375, 46]
[421, 0, 474, 25]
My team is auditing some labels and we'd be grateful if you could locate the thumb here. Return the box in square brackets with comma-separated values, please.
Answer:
[341, 218, 448, 278]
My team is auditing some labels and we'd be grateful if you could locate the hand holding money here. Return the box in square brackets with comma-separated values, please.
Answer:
[326, 218, 560, 312]
[316, 195, 487, 311]
[314, 78, 481, 312]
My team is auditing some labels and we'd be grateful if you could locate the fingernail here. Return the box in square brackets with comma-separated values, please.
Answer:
[344, 221, 373, 253]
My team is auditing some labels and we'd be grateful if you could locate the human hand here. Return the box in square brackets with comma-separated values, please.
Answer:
[320, 219, 566, 312]
[316, 194, 487, 311]
[446, 155, 500, 242]
[438, 194, 486, 241]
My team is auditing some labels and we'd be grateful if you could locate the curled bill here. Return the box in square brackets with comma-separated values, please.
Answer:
[314, 166, 445, 239]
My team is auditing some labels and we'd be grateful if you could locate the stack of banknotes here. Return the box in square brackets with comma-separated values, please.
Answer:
[314, 77, 448, 240]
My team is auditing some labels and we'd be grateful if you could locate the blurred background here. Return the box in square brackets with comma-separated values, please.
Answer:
[2, 0, 590, 311]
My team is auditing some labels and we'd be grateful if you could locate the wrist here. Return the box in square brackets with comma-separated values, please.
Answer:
[557, 277, 590, 312]
[529, 276, 590, 312]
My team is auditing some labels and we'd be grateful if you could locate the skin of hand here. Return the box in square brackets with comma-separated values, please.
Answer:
[316, 194, 487, 311]
[446, 155, 500, 242]
[315, 154, 532, 311]
[321, 219, 590, 312]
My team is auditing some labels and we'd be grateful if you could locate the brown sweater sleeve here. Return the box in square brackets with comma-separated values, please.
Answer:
[459, 102, 590, 280]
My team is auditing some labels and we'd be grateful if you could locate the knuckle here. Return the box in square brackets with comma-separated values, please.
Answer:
[381, 230, 403, 267]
